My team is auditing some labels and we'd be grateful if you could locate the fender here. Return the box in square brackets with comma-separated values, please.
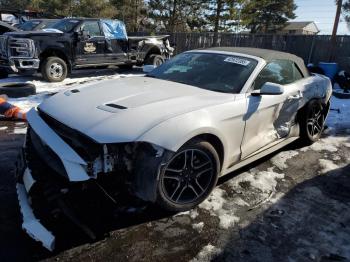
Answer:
[137, 110, 228, 166]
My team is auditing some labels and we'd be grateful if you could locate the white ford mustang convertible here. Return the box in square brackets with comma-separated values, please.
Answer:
[16, 47, 332, 250]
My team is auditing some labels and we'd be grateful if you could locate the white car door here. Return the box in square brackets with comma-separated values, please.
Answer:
[240, 59, 305, 159]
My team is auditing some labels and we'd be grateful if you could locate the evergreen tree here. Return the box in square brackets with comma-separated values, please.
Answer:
[241, 0, 296, 33]
[343, 0, 350, 27]
[206, 0, 241, 33]
[0, 0, 31, 9]
[111, 0, 148, 32]
[28, 0, 117, 18]
[148, 0, 208, 33]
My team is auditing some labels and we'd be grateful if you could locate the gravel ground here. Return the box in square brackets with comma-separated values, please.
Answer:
[0, 72, 349, 262]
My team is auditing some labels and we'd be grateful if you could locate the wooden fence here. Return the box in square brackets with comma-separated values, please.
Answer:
[132, 32, 350, 70]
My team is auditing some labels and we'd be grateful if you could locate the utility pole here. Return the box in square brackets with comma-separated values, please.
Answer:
[330, 0, 343, 61]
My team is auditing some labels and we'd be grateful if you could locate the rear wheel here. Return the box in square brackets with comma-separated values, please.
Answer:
[300, 100, 325, 144]
[145, 54, 164, 67]
[156, 140, 220, 212]
[41, 56, 67, 82]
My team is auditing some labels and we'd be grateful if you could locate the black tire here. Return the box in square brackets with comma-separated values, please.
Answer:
[118, 64, 134, 70]
[156, 139, 220, 212]
[0, 82, 36, 98]
[299, 100, 325, 144]
[41, 56, 67, 82]
[145, 54, 164, 67]
[0, 69, 8, 79]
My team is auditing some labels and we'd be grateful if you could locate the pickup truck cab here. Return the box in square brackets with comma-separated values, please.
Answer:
[0, 18, 174, 82]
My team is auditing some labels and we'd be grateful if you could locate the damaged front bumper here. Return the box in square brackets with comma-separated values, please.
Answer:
[15, 108, 92, 250]
[16, 171, 55, 251]
[15, 108, 168, 251]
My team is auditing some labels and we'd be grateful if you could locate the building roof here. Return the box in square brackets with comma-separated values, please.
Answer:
[204, 47, 309, 76]
[283, 21, 319, 32]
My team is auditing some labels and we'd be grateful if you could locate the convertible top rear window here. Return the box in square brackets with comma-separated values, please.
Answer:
[147, 52, 258, 94]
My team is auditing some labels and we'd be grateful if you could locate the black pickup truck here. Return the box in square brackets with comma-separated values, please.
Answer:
[0, 18, 174, 82]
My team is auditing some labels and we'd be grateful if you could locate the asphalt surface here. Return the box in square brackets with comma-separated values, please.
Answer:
[0, 117, 349, 262]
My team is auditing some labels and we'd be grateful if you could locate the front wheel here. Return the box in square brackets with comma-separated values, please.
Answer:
[41, 56, 68, 82]
[156, 140, 220, 212]
[299, 100, 325, 144]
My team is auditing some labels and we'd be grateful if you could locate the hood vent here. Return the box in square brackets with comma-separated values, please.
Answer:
[97, 103, 128, 113]
[105, 103, 127, 110]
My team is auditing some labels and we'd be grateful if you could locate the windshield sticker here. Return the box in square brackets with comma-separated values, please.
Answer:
[224, 57, 250, 66]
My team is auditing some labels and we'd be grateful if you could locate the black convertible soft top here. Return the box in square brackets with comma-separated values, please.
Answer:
[205, 47, 309, 77]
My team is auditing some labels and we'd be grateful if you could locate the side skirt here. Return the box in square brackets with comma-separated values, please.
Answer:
[222, 136, 299, 176]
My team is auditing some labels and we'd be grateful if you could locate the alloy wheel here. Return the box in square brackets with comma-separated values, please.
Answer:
[161, 149, 214, 204]
[307, 103, 324, 138]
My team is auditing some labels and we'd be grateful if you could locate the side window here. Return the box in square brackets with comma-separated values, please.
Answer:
[81, 21, 102, 37]
[292, 63, 304, 81]
[253, 60, 297, 90]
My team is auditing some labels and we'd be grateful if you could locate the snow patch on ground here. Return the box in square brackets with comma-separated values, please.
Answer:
[0, 126, 8, 131]
[318, 159, 340, 174]
[199, 187, 240, 229]
[192, 222, 204, 233]
[190, 244, 222, 262]
[173, 209, 199, 220]
[271, 150, 299, 169]
[229, 168, 284, 193]
[13, 127, 27, 134]
[326, 96, 350, 130]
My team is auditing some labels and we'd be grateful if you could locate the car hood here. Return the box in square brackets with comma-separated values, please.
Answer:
[38, 77, 234, 144]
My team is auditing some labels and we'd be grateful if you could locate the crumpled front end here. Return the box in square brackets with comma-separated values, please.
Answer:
[15, 108, 168, 251]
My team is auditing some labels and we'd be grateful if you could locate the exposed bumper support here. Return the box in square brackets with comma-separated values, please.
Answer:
[16, 182, 55, 251]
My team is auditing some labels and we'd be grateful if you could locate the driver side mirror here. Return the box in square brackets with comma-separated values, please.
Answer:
[251, 82, 284, 96]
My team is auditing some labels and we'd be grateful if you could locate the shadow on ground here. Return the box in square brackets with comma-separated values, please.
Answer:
[214, 164, 350, 262]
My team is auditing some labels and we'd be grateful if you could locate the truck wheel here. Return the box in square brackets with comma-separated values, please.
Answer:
[0, 70, 8, 79]
[156, 139, 220, 212]
[299, 100, 325, 145]
[146, 54, 164, 67]
[41, 56, 67, 82]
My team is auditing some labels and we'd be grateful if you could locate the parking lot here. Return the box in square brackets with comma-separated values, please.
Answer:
[1, 71, 350, 262]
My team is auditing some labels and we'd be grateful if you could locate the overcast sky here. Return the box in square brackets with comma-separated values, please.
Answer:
[293, 0, 349, 35]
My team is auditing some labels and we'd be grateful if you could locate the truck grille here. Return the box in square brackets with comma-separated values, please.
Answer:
[8, 38, 36, 58]
[0, 36, 8, 58]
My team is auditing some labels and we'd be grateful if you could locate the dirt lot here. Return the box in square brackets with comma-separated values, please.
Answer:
[0, 72, 349, 262]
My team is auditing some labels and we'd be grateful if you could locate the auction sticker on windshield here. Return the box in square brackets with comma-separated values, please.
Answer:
[224, 57, 251, 66]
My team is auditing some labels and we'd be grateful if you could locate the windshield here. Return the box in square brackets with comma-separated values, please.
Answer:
[18, 21, 40, 31]
[147, 52, 258, 93]
[48, 19, 80, 33]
